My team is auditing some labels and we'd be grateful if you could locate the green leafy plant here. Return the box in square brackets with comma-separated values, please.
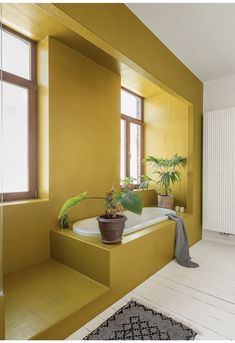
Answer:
[58, 185, 143, 229]
[140, 154, 187, 196]
[121, 176, 137, 186]
[121, 176, 138, 190]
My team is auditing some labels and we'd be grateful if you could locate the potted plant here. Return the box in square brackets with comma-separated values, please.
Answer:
[58, 185, 143, 244]
[121, 176, 138, 190]
[140, 154, 187, 209]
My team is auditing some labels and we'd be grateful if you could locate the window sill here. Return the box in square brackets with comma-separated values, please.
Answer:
[1, 198, 49, 207]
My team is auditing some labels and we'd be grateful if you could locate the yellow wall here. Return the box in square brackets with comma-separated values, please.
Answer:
[0, 295, 4, 339]
[37, 38, 49, 199]
[0, 211, 2, 290]
[144, 93, 188, 207]
[3, 37, 120, 274]
[48, 38, 120, 216]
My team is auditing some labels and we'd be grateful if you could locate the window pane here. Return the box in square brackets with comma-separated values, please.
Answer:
[3, 82, 29, 193]
[121, 89, 141, 119]
[120, 119, 126, 180]
[130, 123, 141, 181]
[2, 30, 30, 79]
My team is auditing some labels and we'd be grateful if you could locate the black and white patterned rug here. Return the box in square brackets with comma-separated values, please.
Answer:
[84, 300, 197, 340]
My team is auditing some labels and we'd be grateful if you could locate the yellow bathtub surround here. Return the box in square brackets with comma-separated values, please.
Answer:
[51, 221, 176, 286]
[5, 215, 184, 340]
[49, 217, 177, 338]
[48, 212, 194, 339]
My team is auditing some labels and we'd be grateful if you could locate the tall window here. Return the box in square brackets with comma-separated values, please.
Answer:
[1, 26, 37, 201]
[120, 88, 143, 183]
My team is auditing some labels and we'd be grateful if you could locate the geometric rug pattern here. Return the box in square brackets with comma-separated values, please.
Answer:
[84, 300, 197, 340]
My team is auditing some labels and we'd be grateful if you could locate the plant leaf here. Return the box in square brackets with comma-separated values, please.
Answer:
[58, 191, 87, 219]
[119, 190, 143, 215]
[142, 154, 187, 195]
[139, 175, 154, 190]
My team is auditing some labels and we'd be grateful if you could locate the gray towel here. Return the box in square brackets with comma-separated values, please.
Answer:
[167, 213, 199, 268]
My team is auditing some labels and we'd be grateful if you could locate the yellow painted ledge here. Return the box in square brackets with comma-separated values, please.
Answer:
[4, 259, 108, 340]
[1, 198, 49, 207]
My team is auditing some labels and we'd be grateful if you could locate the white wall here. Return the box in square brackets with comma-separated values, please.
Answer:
[204, 73, 235, 113]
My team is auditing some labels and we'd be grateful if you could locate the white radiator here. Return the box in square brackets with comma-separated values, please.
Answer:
[203, 107, 235, 234]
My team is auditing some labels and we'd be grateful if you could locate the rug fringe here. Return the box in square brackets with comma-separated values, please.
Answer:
[131, 295, 203, 338]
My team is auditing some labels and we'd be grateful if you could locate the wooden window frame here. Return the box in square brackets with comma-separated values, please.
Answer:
[2, 25, 37, 201]
[121, 87, 144, 185]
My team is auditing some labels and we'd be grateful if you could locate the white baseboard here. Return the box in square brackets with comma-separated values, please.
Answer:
[203, 229, 235, 246]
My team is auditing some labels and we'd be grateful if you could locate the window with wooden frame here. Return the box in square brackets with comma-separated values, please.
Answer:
[1, 26, 37, 201]
[120, 88, 144, 184]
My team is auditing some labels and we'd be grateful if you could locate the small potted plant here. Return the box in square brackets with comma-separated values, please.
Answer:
[121, 176, 138, 190]
[140, 154, 187, 209]
[58, 185, 143, 244]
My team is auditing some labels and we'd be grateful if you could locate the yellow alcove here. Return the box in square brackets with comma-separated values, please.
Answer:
[121, 66, 190, 209]
[1, 3, 202, 340]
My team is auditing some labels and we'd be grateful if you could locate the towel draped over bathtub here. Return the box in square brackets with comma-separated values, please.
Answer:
[167, 213, 199, 268]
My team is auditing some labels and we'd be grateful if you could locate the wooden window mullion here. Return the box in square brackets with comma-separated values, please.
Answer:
[125, 119, 130, 177]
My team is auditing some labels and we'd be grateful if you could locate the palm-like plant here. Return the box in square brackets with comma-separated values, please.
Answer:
[140, 154, 187, 196]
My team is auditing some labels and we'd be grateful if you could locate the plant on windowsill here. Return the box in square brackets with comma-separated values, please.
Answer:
[140, 154, 187, 210]
[58, 185, 143, 244]
[121, 176, 139, 190]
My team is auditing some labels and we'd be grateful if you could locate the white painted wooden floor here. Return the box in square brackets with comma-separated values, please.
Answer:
[67, 234, 235, 340]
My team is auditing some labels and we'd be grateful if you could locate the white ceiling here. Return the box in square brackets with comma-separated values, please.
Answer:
[127, 3, 235, 82]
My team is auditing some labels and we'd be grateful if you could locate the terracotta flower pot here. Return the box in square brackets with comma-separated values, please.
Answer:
[158, 194, 174, 210]
[97, 215, 127, 244]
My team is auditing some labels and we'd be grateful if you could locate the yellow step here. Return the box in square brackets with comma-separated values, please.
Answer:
[4, 259, 108, 340]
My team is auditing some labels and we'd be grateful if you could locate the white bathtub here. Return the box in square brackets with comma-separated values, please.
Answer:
[72, 207, 175, 237]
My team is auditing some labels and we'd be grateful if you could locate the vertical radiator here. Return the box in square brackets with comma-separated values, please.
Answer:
[203, 107, 235, 234]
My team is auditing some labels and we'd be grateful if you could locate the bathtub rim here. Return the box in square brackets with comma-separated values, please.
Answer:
[72, 207, 176, 237]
